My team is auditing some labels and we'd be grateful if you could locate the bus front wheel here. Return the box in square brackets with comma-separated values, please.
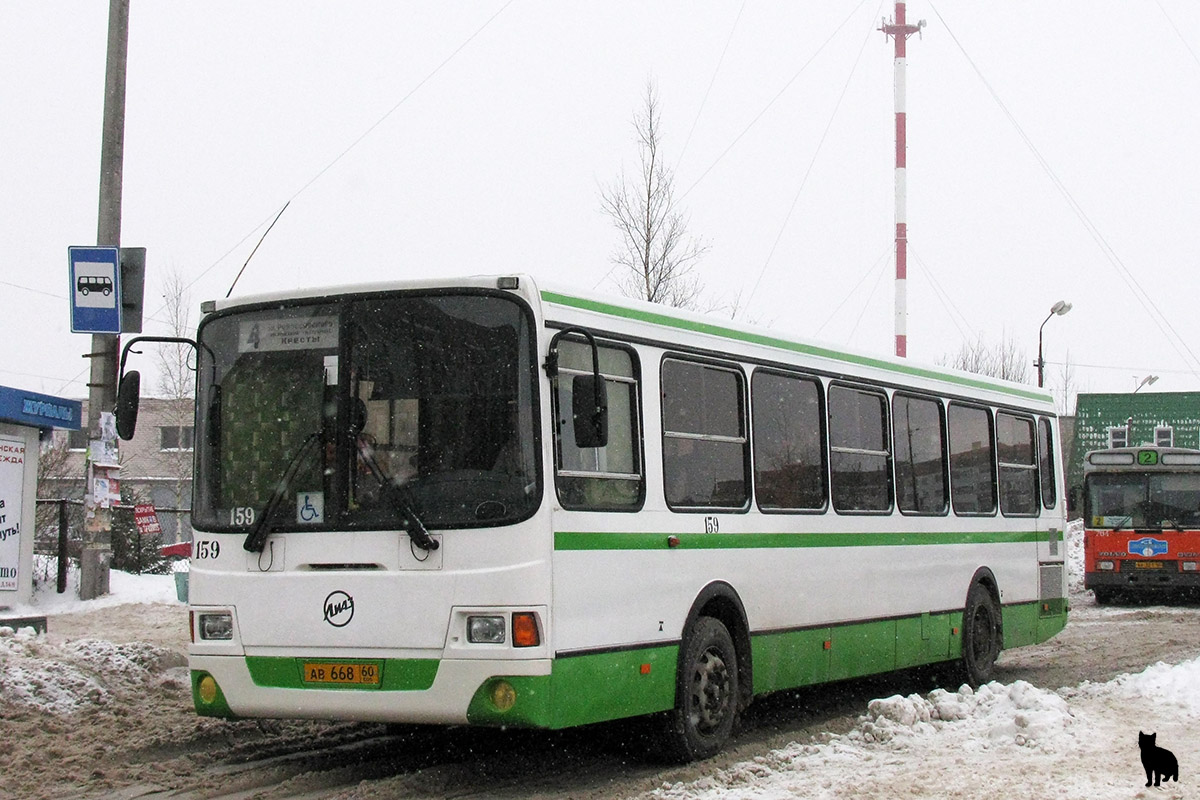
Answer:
[960, 582, 1002, 687]
[659, 616, 739, 763]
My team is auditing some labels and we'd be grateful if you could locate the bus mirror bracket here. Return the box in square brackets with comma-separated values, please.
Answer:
[544, 327, 608, 449]
[116, 335, 203, 440]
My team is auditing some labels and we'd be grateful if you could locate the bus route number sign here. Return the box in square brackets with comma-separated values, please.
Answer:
[1139, 450, 1159, 466]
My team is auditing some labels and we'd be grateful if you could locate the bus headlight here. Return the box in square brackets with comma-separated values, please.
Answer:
[467, 615, 506, 644]
[198, 612, 234, 640]
[1183, 562, 1198, 572]
[1097, 561, 1115, 571]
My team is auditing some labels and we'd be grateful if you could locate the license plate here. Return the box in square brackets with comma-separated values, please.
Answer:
[1134, 561, 1164, 570]
[302, 661, 382, 686]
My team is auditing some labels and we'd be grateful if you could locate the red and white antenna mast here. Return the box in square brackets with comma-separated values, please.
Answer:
[880, 3, 924, 358]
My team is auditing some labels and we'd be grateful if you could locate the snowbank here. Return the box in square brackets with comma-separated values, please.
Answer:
[644, 658, 1197, 799]
[8, 564, 179, 616]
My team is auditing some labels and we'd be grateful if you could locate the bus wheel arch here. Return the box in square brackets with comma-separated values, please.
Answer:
[658, 582, 752, 762]
[680, 581, 753, 709]
[960, 568, 1003, 687]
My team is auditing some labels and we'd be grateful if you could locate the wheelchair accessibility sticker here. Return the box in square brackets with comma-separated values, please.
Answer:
[297, 492, 324, 524]
[1129, 537, 1168, 557]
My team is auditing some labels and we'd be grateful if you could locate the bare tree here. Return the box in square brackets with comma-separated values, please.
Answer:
[600, 82, 709, 309]
[153, 268, 195, 540]
[1054, 349, 1077, 415]
[941, 333, 1031, 383]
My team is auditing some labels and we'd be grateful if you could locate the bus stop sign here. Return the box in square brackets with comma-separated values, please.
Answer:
[68, 246, 122, 334]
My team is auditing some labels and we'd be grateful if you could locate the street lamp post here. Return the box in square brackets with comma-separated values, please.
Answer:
[1036, 300, 1072, 388]
[1134, 375, 1159, 393]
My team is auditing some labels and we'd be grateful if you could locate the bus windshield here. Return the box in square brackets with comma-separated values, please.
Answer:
[193, 292, 539, 533]
[1085, 472, 1200, 529]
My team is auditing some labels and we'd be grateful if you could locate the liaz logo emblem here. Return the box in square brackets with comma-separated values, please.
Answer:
[1129, 537, 1169, 557]
[323, 590, 355, 627]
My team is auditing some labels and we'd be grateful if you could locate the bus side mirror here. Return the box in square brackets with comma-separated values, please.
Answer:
[571, 374, 608, 448]
[1067, 486, 1080, 513]
[115, 370, 141, 440]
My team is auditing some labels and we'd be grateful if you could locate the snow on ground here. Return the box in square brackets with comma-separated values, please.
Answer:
[1, 567, 187, 718]
[642, 661, 1192, 800]
[2, 522, 1192, 798]
[7, 557, 179, 616]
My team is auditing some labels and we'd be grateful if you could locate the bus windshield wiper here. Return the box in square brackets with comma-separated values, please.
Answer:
[356, 440, 439, 552]
[244, 432, 322, 553]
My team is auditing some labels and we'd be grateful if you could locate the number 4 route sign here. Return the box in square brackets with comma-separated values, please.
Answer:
[68, 246, 122, 334]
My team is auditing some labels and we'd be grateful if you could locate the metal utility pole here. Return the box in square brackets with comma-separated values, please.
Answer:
[880, 2, 923, 358]
[80, 0, 130, 600]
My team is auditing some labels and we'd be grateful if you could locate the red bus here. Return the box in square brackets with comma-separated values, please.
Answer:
[1081, 446, 1200, 603]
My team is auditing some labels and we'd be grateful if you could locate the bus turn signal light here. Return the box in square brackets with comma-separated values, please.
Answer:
[512, 612, 540, 647]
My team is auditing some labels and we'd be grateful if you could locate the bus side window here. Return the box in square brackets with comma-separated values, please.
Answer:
[662, 359, 749, 511]
[997, 412, 1038, 516]
[892, 393, 948, 515]
[828, 384, 892, 513]
[1038, 417, 1057, 510]
[553, 339, 643, 510]
[948, 403, 997, 515]
[751, 370, 827, 512]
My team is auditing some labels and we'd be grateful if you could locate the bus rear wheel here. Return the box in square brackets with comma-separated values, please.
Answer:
[960, 582, 1002, 687]
[658, 616, 738, 763]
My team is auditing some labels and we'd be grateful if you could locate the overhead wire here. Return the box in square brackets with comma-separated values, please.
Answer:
[674, 0, 746, 172]
[907, 243, 975, 343]
[929, 2, 1200, 379]
[45, 3, 516, 397]
[179, 0, 516, 302]
[846, 249, 889, 344]
[814, 243, 891, 337]
[592, 0, 873, 292]
[1152, 0, 1200, 75]
[741, 0, 883, 315]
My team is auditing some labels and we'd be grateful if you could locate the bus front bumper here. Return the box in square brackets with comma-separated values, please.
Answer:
[190, 653, 552, 726]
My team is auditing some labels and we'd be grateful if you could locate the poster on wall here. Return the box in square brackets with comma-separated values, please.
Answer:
[0, 436, 25, 591]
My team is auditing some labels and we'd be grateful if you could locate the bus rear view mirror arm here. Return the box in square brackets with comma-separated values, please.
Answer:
[544, 326, 608, 449]
[115, 335, 208, 440]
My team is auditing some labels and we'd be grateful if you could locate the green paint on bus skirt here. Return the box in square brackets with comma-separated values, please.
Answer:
[540, 290, 1053, 404]
[193, 602, 1066, 725]
[465, 601, 1065, 729]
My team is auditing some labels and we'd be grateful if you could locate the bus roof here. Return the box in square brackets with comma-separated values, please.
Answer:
[206, 273, 1056, 411]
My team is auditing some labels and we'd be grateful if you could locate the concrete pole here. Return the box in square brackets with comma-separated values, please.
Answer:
[80, 0, 129, 600]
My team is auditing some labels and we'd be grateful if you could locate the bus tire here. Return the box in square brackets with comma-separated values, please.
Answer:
[659, 616, 739, 763]
[960, 582, 1002, 687]
[1093, 586, 1118, 605]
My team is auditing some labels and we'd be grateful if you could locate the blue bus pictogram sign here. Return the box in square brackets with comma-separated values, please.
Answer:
[68, 246, 121, 334]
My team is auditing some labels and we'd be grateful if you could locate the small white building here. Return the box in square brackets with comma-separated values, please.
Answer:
[0, 385, 82, 613]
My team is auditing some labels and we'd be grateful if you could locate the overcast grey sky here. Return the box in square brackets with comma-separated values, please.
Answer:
[3, 2, 1199, 409]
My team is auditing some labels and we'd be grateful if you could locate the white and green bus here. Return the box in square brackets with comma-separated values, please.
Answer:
[117, 274, 1068, 761]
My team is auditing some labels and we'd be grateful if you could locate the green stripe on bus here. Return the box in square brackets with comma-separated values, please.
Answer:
[540, 290, 1052, 403]
[245, 657, 439, 691]
[554, 529, 1054, 551]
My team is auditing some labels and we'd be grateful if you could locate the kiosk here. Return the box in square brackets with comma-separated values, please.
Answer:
[0, 386, 82, 629]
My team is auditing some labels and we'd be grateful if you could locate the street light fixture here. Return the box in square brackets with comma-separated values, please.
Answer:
[1134, 375, 1159, 393]
[1036, 301, 1072, 388]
